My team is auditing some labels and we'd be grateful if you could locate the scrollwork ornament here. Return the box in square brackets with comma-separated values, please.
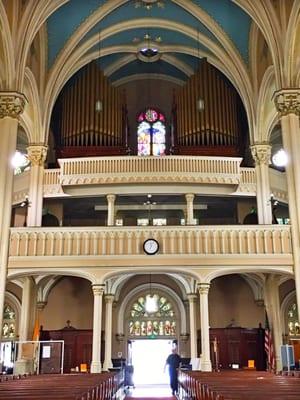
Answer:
[0, 92, 27, 119]
[274, 89, 300, 116]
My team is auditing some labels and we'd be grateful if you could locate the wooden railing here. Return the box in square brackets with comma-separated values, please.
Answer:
[9, 225, 291, 258]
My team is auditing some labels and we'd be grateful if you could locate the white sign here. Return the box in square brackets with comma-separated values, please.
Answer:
[42, 345, 51, 359]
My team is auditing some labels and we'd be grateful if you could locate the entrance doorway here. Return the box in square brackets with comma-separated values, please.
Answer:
[130, 339, 173, 385]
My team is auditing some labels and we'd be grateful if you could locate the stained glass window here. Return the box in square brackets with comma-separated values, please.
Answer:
[288, 302, 300, 336]
[137, 109, 166, 156]
[2, 304, 16, 339]
[128, 294, 176, 337]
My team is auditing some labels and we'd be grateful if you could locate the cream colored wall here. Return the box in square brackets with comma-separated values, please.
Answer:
[40, 277, 93, 330]
[209, 274, 265, 328]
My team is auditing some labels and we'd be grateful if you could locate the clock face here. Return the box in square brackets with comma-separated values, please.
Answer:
[143, 239, 159, 255]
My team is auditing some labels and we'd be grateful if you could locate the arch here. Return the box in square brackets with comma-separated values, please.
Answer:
[0, 1, 15, 88]
[284, 0, 300, 86]
[281, 289, 297, 337]
[117, 283, 187, 335]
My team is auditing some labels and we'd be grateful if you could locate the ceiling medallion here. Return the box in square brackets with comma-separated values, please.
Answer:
[135, 34, 162, 62]
[135, 0, 165, 10]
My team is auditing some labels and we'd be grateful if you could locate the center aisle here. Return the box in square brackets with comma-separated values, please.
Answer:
[125, 384, 176, 400]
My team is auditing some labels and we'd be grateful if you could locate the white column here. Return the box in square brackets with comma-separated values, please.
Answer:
[14, 277, 35, 374]
[188, 293, 198, 359]
[91, 284, 105, 373]
[103, 294, 114, 371]
[107, 194, 116, 226]
[250, 143, 272, 224]
[274, 89, 300, 323]
[185, 193, 195, 225]
[26, 145, 48, 226]
[0, 92, 26, 336]
[264, 275, 283, 371]
[198, 283, 212, 371]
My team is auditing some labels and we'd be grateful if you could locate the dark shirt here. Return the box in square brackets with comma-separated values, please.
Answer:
[166, 353, 181, 372]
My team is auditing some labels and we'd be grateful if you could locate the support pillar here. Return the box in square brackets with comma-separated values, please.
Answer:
[274, 89, 300, 323]
[250, 143, 273, 224]
[198, 283, 212, 371]
[107, 194, 116, 226]
[185, 193, 195, 225]
[91, 284, 105, 373]
[103, 294, 114, 371]
[14, 277, 35, 374]
[0, 92, 26, 336]
[187, 293, 198, 359]
[26, 145, 48, 226]
[265, 275, 283, 372]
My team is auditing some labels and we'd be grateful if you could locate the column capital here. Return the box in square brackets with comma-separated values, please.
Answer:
[0, 91, 27, 119]
[27, 145, 48, 167]
[36, 301, 47, 311]
[273, 88, 300, 116]
[185, 193, 195, 202]
[107, 194, 116, 203]
[92, 284, 105, 296]
[187, 293, 198, 302]
[197, 283, 210, 295]
[104, 294, 114, 303]
[250, 142, 271, 165]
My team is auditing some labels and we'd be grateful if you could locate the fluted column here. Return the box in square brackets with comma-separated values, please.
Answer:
[250, 143, 272, 224]
[274, 89, 300, 322]
[26, 145, 48, 226]
[198, 283, 212, 371]
[103, 294, 114, 371]
[185, 193, 195, 225]
[107, 194, 116, 226]
[187, 293, 198, 359]
[91, 284, 105, 373]
[0, 92, 26, 336]
[264, 275, 283, 371]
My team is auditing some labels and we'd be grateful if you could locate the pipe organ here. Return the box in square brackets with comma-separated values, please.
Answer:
[174, 59, 245, 156]
[53, 62, 126, 158]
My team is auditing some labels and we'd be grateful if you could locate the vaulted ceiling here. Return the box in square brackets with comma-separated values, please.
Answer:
[46, 0, 252, 86]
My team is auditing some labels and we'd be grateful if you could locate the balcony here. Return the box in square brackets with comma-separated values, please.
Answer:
[12, 156, 288, 204]
[8, 225, 292, 272]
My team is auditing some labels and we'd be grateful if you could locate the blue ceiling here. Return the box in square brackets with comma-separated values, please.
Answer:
[47, 0, 252, 85]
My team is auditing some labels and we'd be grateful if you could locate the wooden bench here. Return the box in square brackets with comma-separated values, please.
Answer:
[179, 370, 300, 400]
[0, 371, 121, 400]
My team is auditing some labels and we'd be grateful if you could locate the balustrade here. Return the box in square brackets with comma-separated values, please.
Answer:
[9, 225, 291, 258]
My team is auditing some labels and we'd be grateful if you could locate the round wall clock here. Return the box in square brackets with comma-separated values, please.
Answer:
[143, 238, 159, 255]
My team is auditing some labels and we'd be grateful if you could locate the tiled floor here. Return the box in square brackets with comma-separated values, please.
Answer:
[126, 383, 174, 398]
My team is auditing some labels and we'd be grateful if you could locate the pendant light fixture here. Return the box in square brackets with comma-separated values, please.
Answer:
[145, 273, 159, 313]
[95, 10, 103, 113]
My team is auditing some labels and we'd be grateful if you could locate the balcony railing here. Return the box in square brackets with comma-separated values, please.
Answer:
[58, 156, 242, 186]
[9, 225, 291, 258]
[12, 156, 288, 204]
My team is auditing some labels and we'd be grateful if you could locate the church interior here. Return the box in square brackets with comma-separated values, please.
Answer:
[1, 0, 300, 397]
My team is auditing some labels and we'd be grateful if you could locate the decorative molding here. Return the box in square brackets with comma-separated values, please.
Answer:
[273, 89, 300, 116]
[27, 145, 48, 167]
[0, 92, 27, 119]
[250, 143, 271, 166]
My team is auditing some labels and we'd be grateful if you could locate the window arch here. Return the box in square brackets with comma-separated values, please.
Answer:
[287, 302, 300, 336]
[137, 108, 166, 156]
[2, 304, 16, 339]
[128, 293, 176, 337]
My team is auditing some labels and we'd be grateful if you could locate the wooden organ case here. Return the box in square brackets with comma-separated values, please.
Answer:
[51, 62, 128, 158]
[173, 59, 247, 156]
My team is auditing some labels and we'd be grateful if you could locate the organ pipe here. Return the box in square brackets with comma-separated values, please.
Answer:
[58, 61, 125, 153]
[174, 59, 244, 154]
